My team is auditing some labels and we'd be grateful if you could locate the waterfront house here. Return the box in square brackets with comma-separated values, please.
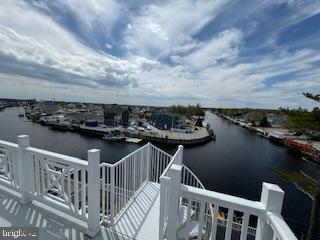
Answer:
[266, 113, 288, 128]
[151, 113, 182, 130]
[0, 135, 298, 240]
[68, 111, 104, 124]
[104, 105, 130, 127]
[38, 101, 60, 115]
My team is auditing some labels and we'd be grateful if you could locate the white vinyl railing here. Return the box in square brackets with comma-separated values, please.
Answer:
[0, 140, 19, 190]
[0, 135, 99, 237]
[27, 147, 89, 220]
[0, 136, 298, 240]
[149, 144, 173, 183]
[100, 144, 149, 225]
[158, 145, 210, 240]
[160, 164, 298, 240]
[99, 143, 173, 226]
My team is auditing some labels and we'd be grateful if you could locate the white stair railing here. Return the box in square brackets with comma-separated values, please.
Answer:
[99, 143, 173, 226]
[100, 144, 149, 226]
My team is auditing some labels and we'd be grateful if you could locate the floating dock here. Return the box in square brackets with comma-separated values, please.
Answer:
[126, 138, 143, 143]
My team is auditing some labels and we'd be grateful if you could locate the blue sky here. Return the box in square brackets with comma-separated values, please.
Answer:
[0, 0, 319, 109]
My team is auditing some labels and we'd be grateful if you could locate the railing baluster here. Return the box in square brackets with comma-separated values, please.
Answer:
[81, 169, 86, 216]
[110, 165, 115, 225]
[34, 156, 40, 194]
[272, 232, 278, 240]
[67, 170, 71, 204]
[124, 160, 127, 203]
[197, 201, 206, 240]
[40, 159, 45, 194]
[133, 155, 136, 191]
[210, 204, 219, 240]
[240, 212, 250, 240]
[74, 169, 79, 213]
[225, 208, 234, 240]
[101, 166, 106, 223]
[156, 150, 160, 182]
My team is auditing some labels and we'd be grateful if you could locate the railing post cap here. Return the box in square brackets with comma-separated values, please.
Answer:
[88, 148, 100, 153]
[170, 164, 182, 172]
[18, 135, 29, 138]
[261, 182, 284, 213]
[262, 182, 284, 194]
[178, 145, 184, 149]
[17, 135, 30, 147]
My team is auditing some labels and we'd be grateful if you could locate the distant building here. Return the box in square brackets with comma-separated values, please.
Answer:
[104, 105, 130, 127]
[151, 113, 181, 130]
[67, 112, 104, 124]
[38, 101, 60, 115]
[266, 113, 288, 127]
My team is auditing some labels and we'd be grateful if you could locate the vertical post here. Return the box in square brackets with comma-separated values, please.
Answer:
[85, 149, 101, 237]
[166, 164, 182, 240]
[256, 183, 284, 240]
[146, 143, 150, 181]
[177, 145, 184, 165]
[17, 135, 33, 204]
[110, 165, 115, 226]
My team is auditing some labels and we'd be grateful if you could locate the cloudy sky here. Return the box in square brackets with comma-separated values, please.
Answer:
[0, 0, 319, 108]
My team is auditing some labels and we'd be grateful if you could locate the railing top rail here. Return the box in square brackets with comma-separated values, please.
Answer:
[27, 146, 88, 166]
[0, 140, 18, 149]
[114, 143, 149, 166]
[160, 146, 182, 179]
[149, 143, 173, 158]
[181, 184, 265, 218]
[99, 143, 150, 168]
[267, 212, 298, 240]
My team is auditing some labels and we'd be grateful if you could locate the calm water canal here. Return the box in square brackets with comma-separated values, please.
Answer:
[0, 107, 318, 237]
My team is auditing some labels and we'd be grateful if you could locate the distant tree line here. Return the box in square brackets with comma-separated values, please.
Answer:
[168, 103, 205, 116]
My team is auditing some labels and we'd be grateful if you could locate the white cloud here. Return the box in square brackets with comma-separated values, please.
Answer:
[123, 0, 229, 59]
[0, 1, 140, 89]
[183, 28, 243, 69]
[0, 0, 319, 109]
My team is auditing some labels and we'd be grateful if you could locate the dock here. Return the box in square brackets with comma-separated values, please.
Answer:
[126, 138, 143, 143]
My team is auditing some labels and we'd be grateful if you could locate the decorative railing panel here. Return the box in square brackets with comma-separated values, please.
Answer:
[27, 147, 88, 219]
[0, 140, 19, 189]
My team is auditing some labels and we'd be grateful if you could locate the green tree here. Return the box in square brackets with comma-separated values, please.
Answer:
[259, 115, 270, 127]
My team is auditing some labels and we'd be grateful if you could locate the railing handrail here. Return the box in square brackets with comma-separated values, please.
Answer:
[0, 140, 18, 149]
[181, 184, 266, 219]
[160, 147, 181, 179]
[149, 144, 173, 159]
[267, 212, 298, 240]
[26, 146, 88, 166]
[100, 143, 151, 168]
